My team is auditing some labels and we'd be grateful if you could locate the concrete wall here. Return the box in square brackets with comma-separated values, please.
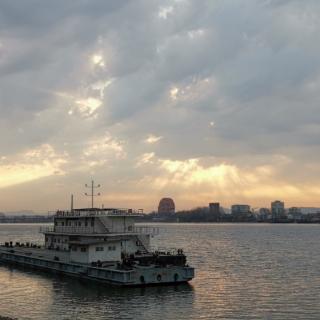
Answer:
[88, 242, 121, 262]
[121, 234, 151, 254]
[99, 216, 135, 233]
[70, 247, 89, 264]
[54, 217, 107, 234]
[45, 235, 69, 251]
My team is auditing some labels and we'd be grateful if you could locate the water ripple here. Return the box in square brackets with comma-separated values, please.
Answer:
[0, 223, 319, 319]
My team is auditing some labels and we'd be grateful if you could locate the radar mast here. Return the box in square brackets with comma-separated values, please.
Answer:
[85, 180, 100, 208]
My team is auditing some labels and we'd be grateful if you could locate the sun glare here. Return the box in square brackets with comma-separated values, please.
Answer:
[170, 87, 179, 100]
[145, 134, 163, 144]
[0, 145, 67, 188]
[76, 97, 102, 116]
[91, 54, 105, 67]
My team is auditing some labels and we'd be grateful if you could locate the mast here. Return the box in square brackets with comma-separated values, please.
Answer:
[71, 194, 74, 212]
[85, 180, 100, 209]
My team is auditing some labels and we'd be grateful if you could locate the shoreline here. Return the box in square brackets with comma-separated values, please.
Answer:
[0, 221, 319, 224]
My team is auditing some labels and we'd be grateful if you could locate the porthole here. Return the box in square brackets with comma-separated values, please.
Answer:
[174, 273, 179, 282]
[140, 275, 145, 283]
[157, 274, 162, 282]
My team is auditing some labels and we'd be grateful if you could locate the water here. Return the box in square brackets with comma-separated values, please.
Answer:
[0, 223, 319, 320]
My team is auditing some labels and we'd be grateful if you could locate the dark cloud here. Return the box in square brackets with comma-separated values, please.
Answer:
[0, 0, 320, 211]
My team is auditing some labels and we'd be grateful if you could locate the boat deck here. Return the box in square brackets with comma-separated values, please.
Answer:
[0, 246, 72, 263]
[0, 245, 194, 286]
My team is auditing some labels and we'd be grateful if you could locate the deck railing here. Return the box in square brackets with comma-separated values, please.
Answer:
[39, 225, 159, 236]
[54, 208, 143, 218]
[134, 226, 159, 236]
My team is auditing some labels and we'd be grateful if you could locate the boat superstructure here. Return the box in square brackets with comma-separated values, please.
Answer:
[42, 208, 154, 263]
[0, 192, 194, 286]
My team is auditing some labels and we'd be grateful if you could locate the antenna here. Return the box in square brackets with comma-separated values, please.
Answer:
[85, 180, 100, 209]
[71, 194, 74, 212]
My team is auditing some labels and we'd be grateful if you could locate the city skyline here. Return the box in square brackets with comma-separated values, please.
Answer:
[1, 1, 320, 212]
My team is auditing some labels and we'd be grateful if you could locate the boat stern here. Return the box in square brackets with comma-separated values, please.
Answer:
[129, 265, 195, 286]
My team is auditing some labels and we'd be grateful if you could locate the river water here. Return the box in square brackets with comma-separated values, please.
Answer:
[0, 223, 319, 320]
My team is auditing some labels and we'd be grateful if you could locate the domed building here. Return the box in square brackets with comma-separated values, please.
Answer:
[158, 198, 175, 215]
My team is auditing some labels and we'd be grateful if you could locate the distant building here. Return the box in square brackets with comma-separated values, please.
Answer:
[231, 204, 251, 215]
[158, 198, 175, 215]
[299, 207, 320, 215]
[288, 207, 302, 220]
[209, 203, 220, 215]
[288, 207, 301, 214]
[259, 208, 271, 221]
[271, 200, 285, 220]
[209, 202, 221, 221]
[259, 208, 271, 215]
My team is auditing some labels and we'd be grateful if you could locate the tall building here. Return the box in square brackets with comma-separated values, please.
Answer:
[209, 202, 220, 221]
[271, 200, 285, 220]
[209, 203, 220, 215]
[158, 198, 175, 215]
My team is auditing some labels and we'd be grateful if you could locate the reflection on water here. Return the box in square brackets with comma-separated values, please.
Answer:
[0, 265, 194, 320]
[1, 223, 320, 319]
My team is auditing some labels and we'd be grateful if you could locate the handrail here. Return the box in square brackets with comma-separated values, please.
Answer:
[134, 226, 159, 236]
[39, 226, 159, 236]
[54, 208, 143, 218]
[149, 246, 183, 255]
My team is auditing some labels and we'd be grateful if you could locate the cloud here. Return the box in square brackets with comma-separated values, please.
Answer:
[0, 144, 67, 188]
[0, 0, 320, 211]
[136, 152, 155, 167]
[144, 134, 163, 144]
[135, 154, 320, 209]
[158, 6, 174, 20]
[75, 97, 102, 117]
[81, 133, 126, 169]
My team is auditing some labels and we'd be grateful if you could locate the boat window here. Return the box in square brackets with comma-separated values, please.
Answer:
[108, 245, 116, 251]
[95, 247, 104, 252]
[80, 247, 87, 252]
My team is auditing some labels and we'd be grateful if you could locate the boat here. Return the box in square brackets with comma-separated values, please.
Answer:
[0, 184, 195, 286]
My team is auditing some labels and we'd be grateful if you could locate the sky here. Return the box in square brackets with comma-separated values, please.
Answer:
[0, 0, 320, 213]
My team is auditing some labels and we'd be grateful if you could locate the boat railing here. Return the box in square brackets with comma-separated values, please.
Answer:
[39, 225, 159, 236]
[54, 208, 143, 218]
[40, 226, 54, 233]
[150, 246, 183, 255]
[134, 226, 159, 236]
[40, 226, 96, 234]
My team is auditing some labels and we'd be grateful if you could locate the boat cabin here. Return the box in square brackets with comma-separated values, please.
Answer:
[41, 208, 157, 264]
